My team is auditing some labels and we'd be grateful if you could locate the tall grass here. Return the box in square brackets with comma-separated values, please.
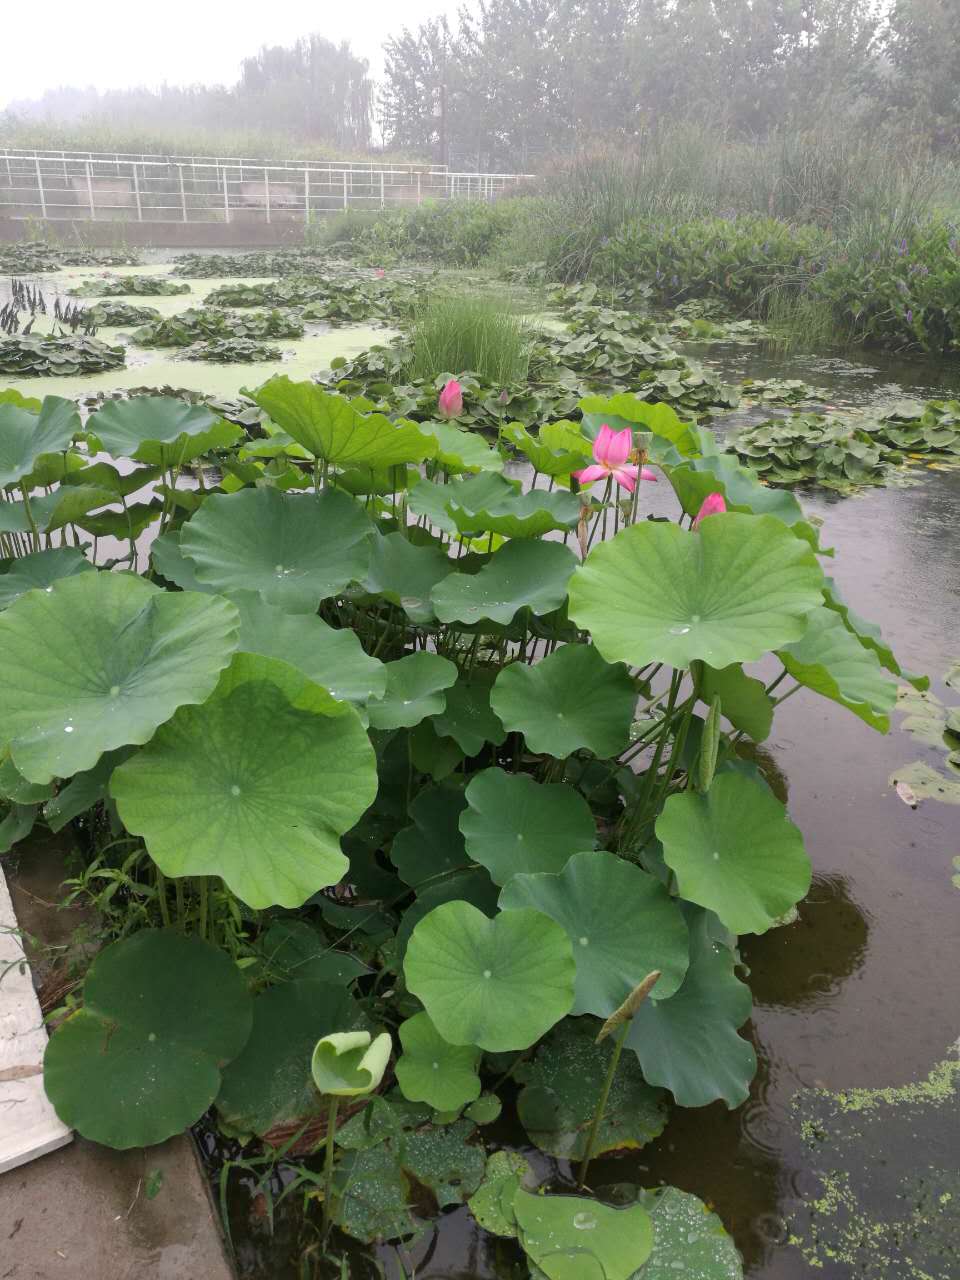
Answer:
[408, 293, 532, 384]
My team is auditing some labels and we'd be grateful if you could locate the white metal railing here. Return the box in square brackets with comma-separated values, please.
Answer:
[0, 149, 534, 225]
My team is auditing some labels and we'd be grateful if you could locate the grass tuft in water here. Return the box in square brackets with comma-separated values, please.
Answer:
[407, 292, 532, 385]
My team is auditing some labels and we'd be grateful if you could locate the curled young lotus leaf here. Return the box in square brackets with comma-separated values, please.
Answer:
[404, 900, 576, 1051]
[111, 653, 378, 909]
[431, 538, 577, 627]
[499, 851, 689, 1014]
[568, 514, 824, 670]
[311, 1030, 392, 1096]
[461, 767, 596, 886]
[656, 770, 811, 935]
[0, 395, 79, 487]
[492, 644, 636, 757]
[179, 486, 373, 613]
[43, 929, 252, 1149]
[395, 1011, 482, 1111]
[513, 1188, 654, 1280]
[0, 571, 239, 784]
[627, 907, 756, 1108]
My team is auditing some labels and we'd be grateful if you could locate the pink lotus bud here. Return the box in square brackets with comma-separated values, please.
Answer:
[693, 493, 727, 529]
[438, 379, 463, 419]
[374, 268, 386, 278]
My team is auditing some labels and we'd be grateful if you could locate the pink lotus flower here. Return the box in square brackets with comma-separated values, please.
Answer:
[438, 379, 463, 419]
[374, 268, 386, 278]
[574, 424, 658, 493]
[693, 492, 727, 528]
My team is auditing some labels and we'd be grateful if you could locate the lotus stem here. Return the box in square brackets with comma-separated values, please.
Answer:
[322, 1095, 340, 1239]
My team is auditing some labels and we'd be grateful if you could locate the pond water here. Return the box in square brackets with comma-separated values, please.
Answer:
[5, 265, 958, 1276]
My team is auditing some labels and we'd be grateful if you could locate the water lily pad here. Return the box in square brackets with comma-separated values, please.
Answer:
[632, 1186, 743, 1278]
[404, 900, 576, 1050]
[361, 530, 455, 623]
[0, 572, 238, 784]
[402, 1117, 486, 1207]
[229, 588, 386, 705]
[334, 1145, 416, 1243]
[44, 929, 252, 1148]
[888, 761, 960, 804]
[499, 851, 688, 1014]
[396, 1011, 482, 1110]
[491, 645, 636, 757]
[656, 771, 810, 934]
[461, 767, 596, 886]
[111, 653, 378, 908]
[391, 785, 469, 887]
[0, 547, 94, 610]
[779, 606, 898, 732]
[0, 395, 79, 487]
[465, 1093, 501, 1124]
[469, 1150, 531, 1236]
[86, 396, 239, 463]
[179, 486, 373, 613]
[516, 1017, 668, 1160]
[568, 514, 823, 670]
[514, 1189, 653, 1280]
[366, 651, 458, 729]
[253, 376, 433, 467]
[626, 908, 756, 1108]
[215, 979, 359, 1138]
[431, 539, 577, 626]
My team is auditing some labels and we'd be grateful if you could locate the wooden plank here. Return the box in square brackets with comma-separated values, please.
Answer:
[0, 864, 72, 1173]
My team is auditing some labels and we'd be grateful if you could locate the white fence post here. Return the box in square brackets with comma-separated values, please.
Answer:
[342, 171, 348, 211]
[178, 165, 187, 222]
[380, 171, 385, 209]
[223, 166, 231, 223]
[264, 168, 271, 224]
[132, 164, 143, 221]
[85, 161, 95, 219]
[304, 167, 310, 224]
[34, 156, 47, 219]
[417, 171, 422, 205]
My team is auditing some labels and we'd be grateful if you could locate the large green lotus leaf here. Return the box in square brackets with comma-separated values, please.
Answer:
[461, 768, 595, 886]
[431, 539, 577, 627]
[0, 757, 54, 804]
[229, 589, 386, 705]
[252, 376, 434, 467]
[514, 1189, 653, 1280]
[261, 918, 371, 986]
[823, 576, 925, 691]
[0, 396, 80, 487]
[404, 900, 576, 1050]
[391, 784, 469, 888]
[631, 1187, 743, 1279]
[86, 396, 241, 463]
[215, 979, 359, 1138]
[446, 485, 581, 539]
[656, 770, 810, 934]
[421, 420, 504, 473]
[468, 1151, 532, 1237]
[43, 929, 252, 1148]
[395, 1011, 482, 1111]
[499, 851, 688, 1014]
[778, 606, 898, 732]
[360, 530, 455, 624]
[366, 651, 458, 730]
[0, 801, 37, 852]
[580, 392, 700, 457]
[0, 547, 94, 610]
[395, 866, 499, 962]
[568, 515, 823, 670]
[407, 473, 518, 535]
[0, 572, 238, 784]
[626, 908, 756, 1108]
[151, 528, 215, 593]
[43, 748, 133, 834]
[28, 484, 117, 534]
[179, 486, 373, 613]
[700, 663, 773, 742]
[63, 460, 162, 499]
[111, 653, 378, 908]
[504, 421, 591, 478]
[491, 645, 635, 758]
[515, 1017, 668, 1161]
[430, 671, 506, 755]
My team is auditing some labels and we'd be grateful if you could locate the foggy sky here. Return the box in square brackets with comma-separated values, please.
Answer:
[2, 0, 459, 110]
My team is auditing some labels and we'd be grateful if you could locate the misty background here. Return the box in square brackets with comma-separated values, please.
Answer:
[1, 1, 957, 170]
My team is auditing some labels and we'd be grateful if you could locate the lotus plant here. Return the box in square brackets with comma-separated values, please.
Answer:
[574, 424, 658, 492]
[693, 491, 727, 527]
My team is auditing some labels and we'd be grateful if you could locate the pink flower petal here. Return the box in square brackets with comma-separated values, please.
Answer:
[611, 465, 639, 492]
[640, 466, 659, 483]
[693, 492, 727, 528]
[605, 427, 633, 468]
[574, 464, 608, 486]
[593, 424, 617, 465]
